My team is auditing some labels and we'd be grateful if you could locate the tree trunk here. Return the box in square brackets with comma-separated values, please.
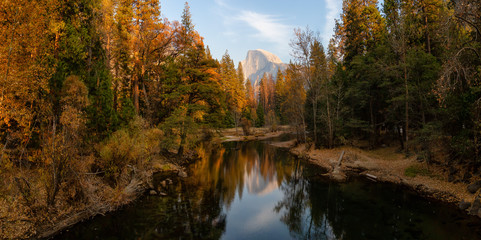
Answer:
[327, 94, 333, 149]
[234, 111, 238, 135]
[312, 98, 317, 147]
[422, 2, 431, 54]
[47, 119, 58, 206]
[301, 114, 307, 144]
[113, 80, 118, 111]
[397, 125, 404, 150]
[419, 89, 426, 126]
[3, 31, 14, 98]
[142, 82, 151, 117]
[133, 74, 140, 114]
[0, 136, 9, 164]
[178, 134, 185, 157]
[404, 61, 409, 154]
[370, 96, 375, 149]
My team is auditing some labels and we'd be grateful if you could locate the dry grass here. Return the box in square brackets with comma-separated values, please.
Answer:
[289, 143, 475, 204]
[219, 125, 294, 142]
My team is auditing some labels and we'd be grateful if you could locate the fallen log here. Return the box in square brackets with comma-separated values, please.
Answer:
[363, 173, 378, 182]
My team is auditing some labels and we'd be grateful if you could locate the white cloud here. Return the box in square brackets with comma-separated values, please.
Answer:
[210, 1, 292, 62]
[237, 10, 292, 49]
[214, 0, 228, 8]
[243, 206, 279, 232]
[323, 0, 342, 41]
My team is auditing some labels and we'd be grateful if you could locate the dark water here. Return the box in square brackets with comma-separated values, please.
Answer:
[54, 141, 481, 240]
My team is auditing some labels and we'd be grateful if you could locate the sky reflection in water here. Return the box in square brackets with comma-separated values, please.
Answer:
[54, 140, 481, 240]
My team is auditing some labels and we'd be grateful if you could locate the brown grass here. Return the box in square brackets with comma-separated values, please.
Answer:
[289, 143, 475, 204]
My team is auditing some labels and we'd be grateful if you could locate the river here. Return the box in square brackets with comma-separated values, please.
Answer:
[53, 140, 481, 239]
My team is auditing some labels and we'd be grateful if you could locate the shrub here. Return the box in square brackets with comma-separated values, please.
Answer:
[241, 117, 251, 136]
[404, 164, 433, 178]
[98, 117, 162, 185]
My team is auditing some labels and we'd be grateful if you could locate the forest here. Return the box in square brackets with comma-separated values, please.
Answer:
[0, 0, 480, 238]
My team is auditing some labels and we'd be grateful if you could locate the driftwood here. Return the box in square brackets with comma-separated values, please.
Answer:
[363, 173, 378, 182]
[37, 174, 150, 239]
[336, 151, 345, 167]
[329, 151, 347, 181]
[38, 203, 111, 239]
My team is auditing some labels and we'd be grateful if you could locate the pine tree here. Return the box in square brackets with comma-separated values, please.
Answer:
[336, 0, 385, 64]
[161, 3, 222, 156]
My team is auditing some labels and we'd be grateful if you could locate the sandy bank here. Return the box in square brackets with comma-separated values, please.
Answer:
[218, 126, 294, 142]
[271, 140, 481, 217]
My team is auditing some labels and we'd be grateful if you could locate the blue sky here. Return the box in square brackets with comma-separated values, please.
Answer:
[160, 0, 343, 64]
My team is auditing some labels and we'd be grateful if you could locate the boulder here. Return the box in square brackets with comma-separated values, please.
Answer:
[467, 180, 481, 194]
[178, 170, 187, 178]
[149, 190, 157, 195]
[459, 200, 471, 211]
[469, 196, 481, 215]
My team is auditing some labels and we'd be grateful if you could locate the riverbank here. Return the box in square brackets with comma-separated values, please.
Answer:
[0, 155, 188, 240]
[3, 125, 286, 239]
[218, 125, 294, 142]
[272, 140, 481, 218]
[34, 160, 186, 239]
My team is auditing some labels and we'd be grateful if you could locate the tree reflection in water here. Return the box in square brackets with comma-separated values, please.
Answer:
[54, 141, 481, 240]
[273, 157, 338, 240]
[192, 141, 296, 209]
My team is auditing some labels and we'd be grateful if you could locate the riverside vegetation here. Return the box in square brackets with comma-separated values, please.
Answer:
[1, 0, 481, 239]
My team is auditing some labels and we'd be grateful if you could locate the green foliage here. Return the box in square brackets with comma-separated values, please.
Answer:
[223, 113, 235, 128]
[255, 105, 265, 127]
[343, 45, 392, 146]
[160, 107, 199, 154]
[85, 52, 117, 139]
[404, 165, 433, 178]
[119, 97, 136, 126]
[99, 117, 162, 184]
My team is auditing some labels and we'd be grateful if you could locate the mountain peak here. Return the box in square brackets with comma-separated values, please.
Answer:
[241, 49, 287, 87]
[252, 49, 283, 64]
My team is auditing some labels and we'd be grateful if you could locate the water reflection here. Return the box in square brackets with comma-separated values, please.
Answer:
[193, 142, 295, 205]
[54, 141, 481, 240]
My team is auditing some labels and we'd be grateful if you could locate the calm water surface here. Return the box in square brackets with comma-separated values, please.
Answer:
[54, 140, 481, 239]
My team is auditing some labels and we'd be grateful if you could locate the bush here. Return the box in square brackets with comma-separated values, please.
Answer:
[404, 164, 433, 178]
[241, 117, 251, 136]
[98, 117, 162, 185]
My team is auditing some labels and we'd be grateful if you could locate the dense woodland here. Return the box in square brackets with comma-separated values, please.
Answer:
[0, 0, 480, 237]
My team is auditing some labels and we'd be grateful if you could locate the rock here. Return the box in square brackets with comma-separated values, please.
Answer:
[470, 196, 481, 215]
[467, 180, 481, 194]
[241, 49, 287, 91]
[178, 170, 187, 178]
[459, 200, 471, 210]
[159, 192, 167, 196]
[166, 178, 173, 184]
[330, 169, 347, 182]
[149, 190, 157, 195]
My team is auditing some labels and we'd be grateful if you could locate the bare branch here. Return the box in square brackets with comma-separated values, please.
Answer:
[455, 15, 481, 38]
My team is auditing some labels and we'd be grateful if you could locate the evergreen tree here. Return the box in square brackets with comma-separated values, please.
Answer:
[256, 104, 265, 127]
